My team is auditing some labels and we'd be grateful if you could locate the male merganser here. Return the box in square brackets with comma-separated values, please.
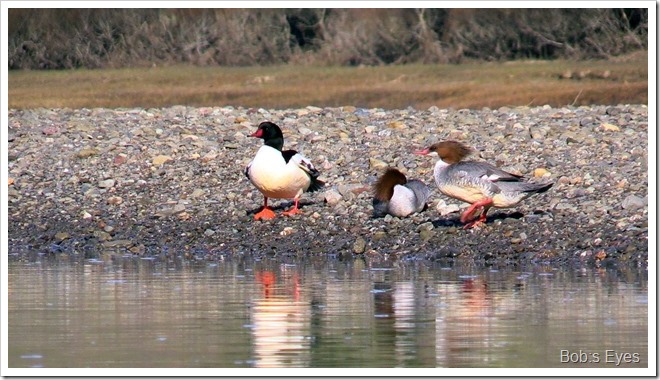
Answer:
[245, 121, 324, 220]
[415, 141, 553, 228]
[372, 167, 431, 218]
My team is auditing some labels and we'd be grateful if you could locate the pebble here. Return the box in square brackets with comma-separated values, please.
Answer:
[98, 179, 115, 188]
[54, 232, 70, 242]
[323, 189, 342, 206]
[76, 148, 99, 158]
[534, 168, 550, 177]
[353, 237, 367, 254]
[622, 195, 647, 210]
[600, 123, 620, 131]
[190, 189, 206, 198]
[436, 200, 460, 216]
[152, 155, 173, 166]
[417, 222, 434, 232]
[369, 158, 388, 170]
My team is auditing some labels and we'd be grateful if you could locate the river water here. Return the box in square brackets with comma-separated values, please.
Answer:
[7, 253, 648, 370]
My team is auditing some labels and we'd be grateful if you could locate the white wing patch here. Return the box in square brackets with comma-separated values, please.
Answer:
[289, 153, 319, 176]
[481, 173, 502, 182]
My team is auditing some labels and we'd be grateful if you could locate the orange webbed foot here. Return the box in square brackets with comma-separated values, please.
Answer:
[282, 207, 303, 217]
[254, 207, 277, 220]
[463, 219, 486, 229]
[463, 210, 489, 229]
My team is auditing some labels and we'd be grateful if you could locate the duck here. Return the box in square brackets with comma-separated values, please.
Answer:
[414, 140, 553, 229]
[372, 167, 432, 218]
[245, 121, 324, 220]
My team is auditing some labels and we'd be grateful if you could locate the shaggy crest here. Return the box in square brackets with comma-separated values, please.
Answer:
[373, 167, 407, 202]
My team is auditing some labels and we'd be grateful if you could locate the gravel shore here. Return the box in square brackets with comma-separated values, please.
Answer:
[7, 104, 649, 267]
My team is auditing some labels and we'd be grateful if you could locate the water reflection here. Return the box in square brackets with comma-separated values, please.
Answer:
[251, 268, 310, 367]
[7, 255, 648, 369]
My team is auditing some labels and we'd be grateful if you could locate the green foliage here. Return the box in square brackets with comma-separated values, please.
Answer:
[8, 8, 649, 70]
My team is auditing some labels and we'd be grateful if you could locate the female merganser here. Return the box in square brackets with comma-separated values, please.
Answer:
[372, 167, 431, 218]
[415, 141, 553, 229]
[245, 121, 324, 220]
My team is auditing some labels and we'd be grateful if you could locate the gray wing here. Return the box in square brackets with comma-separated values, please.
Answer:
[457, 161, 523, 182]
[404, 180, 432, 211]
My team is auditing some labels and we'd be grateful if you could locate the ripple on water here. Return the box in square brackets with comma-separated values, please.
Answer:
[458, 275, 478, 280]
[20, 354, 43, 359]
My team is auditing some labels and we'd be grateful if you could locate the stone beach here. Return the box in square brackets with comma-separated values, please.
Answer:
[7, 104, 649, 267]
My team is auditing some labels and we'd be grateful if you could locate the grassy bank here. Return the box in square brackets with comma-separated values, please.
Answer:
[8, 52, 647, 110]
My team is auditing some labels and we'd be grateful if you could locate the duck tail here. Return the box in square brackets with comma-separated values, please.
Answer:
[307, 176, 325, 193]
[526, 181, 554, 194]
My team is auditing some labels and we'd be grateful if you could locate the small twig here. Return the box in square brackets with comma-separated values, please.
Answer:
[571, 89, 583, 106]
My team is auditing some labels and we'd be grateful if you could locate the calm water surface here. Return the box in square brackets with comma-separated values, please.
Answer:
[8, 254, 648, 368]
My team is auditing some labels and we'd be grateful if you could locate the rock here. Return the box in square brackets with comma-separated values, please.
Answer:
[54, 232, 70, 242]
[102, 239, 133, 248]
[190, 189, 205, 198]
[298, 127, 313, 136]
[417, 222, 434, 232]
[201, 151, 218, 162]
[529, 127, 548, 139]
[94, 230, 112, 241]
[152, 155, 173, 166]
[76, 148, 99, 158]
[601, 123, 620, 132]
[387, 121, 407, 129]
[622, 195, 647, 210]
[107, 196, 123, 205]
[369, 158, 388, 170]
[323, 189, 342, 206]
[436, 200, 460, 216]
[419, 229, 434, 241]
[279, 227, 295, 236]
[98, 179, 115, 188]
[42, 126, 59, 135]
[534, 168, 550, 177]
[554, 202, 575, 211]
[353, 237, 367, 254]
[113, 154, 128, 165]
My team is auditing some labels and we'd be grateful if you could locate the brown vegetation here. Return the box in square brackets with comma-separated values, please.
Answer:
[8, 51, 647, 110]
[8, 9, 648, 69]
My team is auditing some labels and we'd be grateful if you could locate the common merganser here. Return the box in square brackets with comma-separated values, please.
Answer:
[372, 167, 431, 218]
[245, 121, 324, 220]
[415, 141, 553, 229]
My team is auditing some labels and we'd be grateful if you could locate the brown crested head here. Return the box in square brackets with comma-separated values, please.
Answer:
[373, 167, 408, 202]
[427, 141, 472, 164]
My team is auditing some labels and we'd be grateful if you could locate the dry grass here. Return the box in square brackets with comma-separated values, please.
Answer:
[8, 52, 647, 110]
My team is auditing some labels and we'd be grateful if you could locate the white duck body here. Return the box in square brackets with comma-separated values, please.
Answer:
[372, 167, 431, 218]
[387, 180, 431, 217]
[247, 145, 313, 200]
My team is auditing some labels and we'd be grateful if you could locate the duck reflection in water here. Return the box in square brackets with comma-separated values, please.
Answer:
[435, 278, 500, 367]
[251, 267, 311, 368]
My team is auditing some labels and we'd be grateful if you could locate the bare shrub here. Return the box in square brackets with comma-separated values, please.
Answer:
[8, 8, 649, 69]
[443, 9, 648, 61]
